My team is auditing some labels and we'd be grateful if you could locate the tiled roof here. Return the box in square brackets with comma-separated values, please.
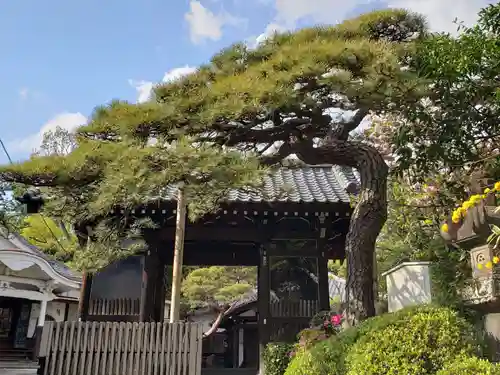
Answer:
[160, 165, 359, 204]
[0, 232, 81, 282]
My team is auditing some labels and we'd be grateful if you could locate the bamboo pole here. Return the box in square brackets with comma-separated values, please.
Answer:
[169, 186, 187, 322]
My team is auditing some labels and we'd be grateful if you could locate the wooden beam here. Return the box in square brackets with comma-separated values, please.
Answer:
[156, 241, 260, 266]
[159, 226, 318, 242]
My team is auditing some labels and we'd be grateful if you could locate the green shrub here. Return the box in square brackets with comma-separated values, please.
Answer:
[436, 355, 500, 375]
[263, 342, 295, 375]
[285, 305, 483, 375]
[346, 306, 479, 375]
[285, 330, 354, 375]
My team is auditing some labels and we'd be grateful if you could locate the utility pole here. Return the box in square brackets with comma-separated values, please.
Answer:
[169, 186, 187, 322]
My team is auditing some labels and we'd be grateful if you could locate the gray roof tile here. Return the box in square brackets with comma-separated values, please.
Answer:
[161, 165, 358, 204]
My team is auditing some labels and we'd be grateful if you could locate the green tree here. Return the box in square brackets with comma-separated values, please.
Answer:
[389, 2, 500, 193]
[363, 3, 500, 309]
[34, 126, 77, 156]
[0, 10, 428, 322]
[181, 266, 256, 308]
[0, 182, 24, 235]
[19, 214, 78, 265]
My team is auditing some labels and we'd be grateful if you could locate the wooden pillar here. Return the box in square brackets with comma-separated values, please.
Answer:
[139, 255, 148, 322]
[258, 244, 270, 375]
[154, 262, 167, 322]
[317, 240, 330, 311]
[140, 249, 167, 322]
[78, 272, 93, 321]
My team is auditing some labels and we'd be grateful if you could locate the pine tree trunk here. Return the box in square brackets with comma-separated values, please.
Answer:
[297, 141, 388, 324]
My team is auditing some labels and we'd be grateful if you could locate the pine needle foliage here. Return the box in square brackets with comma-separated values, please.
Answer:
[0, 9, 428, 319]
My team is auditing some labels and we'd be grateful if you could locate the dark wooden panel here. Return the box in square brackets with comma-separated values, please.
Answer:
[155, 241, 261, 266]
[90, 256, 144, 300]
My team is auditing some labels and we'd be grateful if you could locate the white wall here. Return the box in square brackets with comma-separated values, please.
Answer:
[384, 262, 432, 313]
[27, 301, 79, 338]
[189, 311, 218, 333]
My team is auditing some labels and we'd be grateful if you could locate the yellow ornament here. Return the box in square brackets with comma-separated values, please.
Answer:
[486, 261, 493, 269]
[441, 223, 449, 233]
[470, 194, 482, 203]
[485, 188, 491, 194]
[493, 256, 499, 264]
[462, 201, 473, 210]
[495, 181, 500, 191]
[477, 263, 484, 270]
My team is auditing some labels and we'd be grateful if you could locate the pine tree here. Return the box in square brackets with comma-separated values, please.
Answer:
[0, 10, 428, 323]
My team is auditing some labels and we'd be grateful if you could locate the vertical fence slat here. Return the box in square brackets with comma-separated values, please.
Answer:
[85, 322, 96, 375]
[122, 322, 131, 375]
[127, 322, 137, 375]
[42, 321, 54, 375]
[147, 322, 155, 375]
[71, 322, 82, 375]
[63, 322, 75, 375]
[114, 323, 123, 375]
[140, 323, 149, 375]
[182, 323, 189, 375]
[195, 324, 203, 375]
[107, 323, 117, 375]
[188, 324, 197, 375]
[153, 322, 161, 375]
[78, 323, 89, 375]
[49, 322, 61, 375]
[133, 323, 142, 375]
[55, 322, 68, 375]
[100, 323, 110, 375]
[171, 323, 179, 375]
[39, 321, 201, 375]
[92, 323, 103, 374]
[159, 321, 168, 375]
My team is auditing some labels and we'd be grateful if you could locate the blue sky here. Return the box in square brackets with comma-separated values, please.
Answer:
[0, 0, 493, 165]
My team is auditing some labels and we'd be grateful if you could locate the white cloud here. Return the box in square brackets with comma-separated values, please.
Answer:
[162, 66, 198, 83]
[273, 0, 353, 27]
[250, 23, 287, 48]
[184, 0, 245, 44]
[8, 112, 87, 154]
[254, 0, 493, 47]
[129, 65, 198, 104]
[387, 0, 494, 34]
[128, 80, 154, 103]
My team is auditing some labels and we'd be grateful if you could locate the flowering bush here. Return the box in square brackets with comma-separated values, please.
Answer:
[322, 313, 344, 334]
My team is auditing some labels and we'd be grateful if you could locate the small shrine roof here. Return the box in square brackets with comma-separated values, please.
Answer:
[0, 232, 81, 282]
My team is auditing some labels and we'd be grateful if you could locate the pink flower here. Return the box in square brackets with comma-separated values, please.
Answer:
[331, 315, 342, 326]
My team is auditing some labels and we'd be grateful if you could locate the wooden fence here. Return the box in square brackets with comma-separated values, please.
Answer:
[270, 299, 320, 317]
[37, 321, 203, 375]
[88, 298, 141, 317]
